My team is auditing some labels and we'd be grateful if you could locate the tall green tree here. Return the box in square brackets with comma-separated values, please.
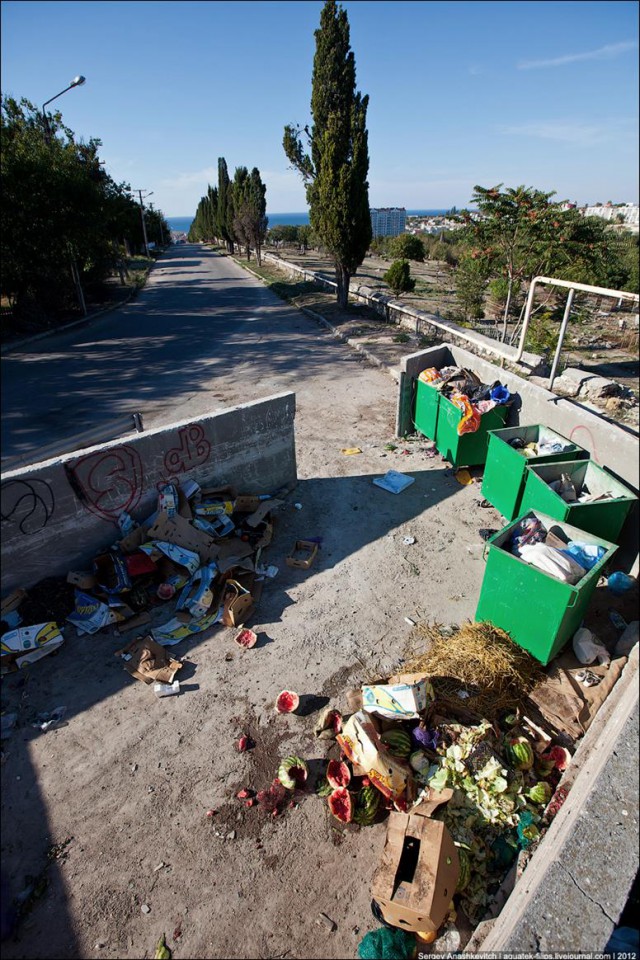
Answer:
[217, 157, 234, 253]
[283, 0, 372, 307]
[247, 167, 268, 265]
[389, 233, 425, 262]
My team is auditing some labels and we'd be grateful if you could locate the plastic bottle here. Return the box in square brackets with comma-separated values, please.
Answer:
[153, 681, 180, 698]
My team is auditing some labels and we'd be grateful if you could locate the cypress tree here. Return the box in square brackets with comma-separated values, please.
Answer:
[283, 0, 371, 308]
[217, 157, 234, 253]
[247, 167, 268, 266]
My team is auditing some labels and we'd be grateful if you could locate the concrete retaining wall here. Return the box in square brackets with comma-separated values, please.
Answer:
[0, 392, 297, 594]
[263, 252, 547, 375]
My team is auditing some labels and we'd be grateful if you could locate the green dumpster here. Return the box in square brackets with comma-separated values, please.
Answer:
[482, 425, 589, 521]
[476, 510, 617, 664]
[520, 460, 637, 543]
[435, 395, 509, 468]
[413, 377, 440, 442]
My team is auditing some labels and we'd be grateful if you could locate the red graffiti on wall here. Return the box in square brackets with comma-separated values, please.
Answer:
[67, 446, 144, 522]
[163, 424, 211, 476]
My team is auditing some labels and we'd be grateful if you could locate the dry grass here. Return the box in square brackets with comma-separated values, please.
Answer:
[403, 620, 544, 718]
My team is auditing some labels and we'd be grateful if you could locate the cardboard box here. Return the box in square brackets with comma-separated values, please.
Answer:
[67, 571, 98, 590]
[234, 495, 263, 513]
[1, 588, 27, 618]
[1, 621, 64, 671]
[286, 540, 318, 570]
[337, 711, 413, 804]
[371, 809, 460, 934]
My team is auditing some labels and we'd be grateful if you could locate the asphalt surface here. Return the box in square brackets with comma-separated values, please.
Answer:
[1, 244, 348, 464]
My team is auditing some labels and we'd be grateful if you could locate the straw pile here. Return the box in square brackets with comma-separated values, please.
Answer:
[404, 620, 544, 718]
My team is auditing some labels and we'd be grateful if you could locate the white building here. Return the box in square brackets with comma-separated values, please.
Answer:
[583, 202, 639, 226]
[371, 207, 407, 237]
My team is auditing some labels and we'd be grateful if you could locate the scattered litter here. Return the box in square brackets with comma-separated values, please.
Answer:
[237, 734, 253, 752]
[255, 564, 279, 579]
[314, 707, 342, 739]
[153, 680, 180, 698]
[614, 621, 639, 658]
[294, 503, 303, 510]
[234, 628, 258, 649]
[475, 498, 493, 508]
[575, 669, 602, 688]
[1, 713, 18, 739]
[317, 912, 337, 932]
[154, 933, 171, 959]
[609, 609, 628, 631]
[607, 572, 635, 596]
[115, 636, 182, 686]
[402, 536, 416, 546]
[141, 903, 151, 914]
[373, 471, 415, 494]
[404, 617, 416, 627]
[275, 690, 299, 714]
[1, 622, 64, 672]
[479, 528, 498, 541]
[286, 540, 318, 569]
[341, 447, 362, 455]
[455, 469, 473, 486]
[457, 690, 470, 700]
[33, 706, 67, 731]
[67, 591, 124, 634]
[572, 627, 610, 667]
[153, 862, 166, 872]
[226, 830, 236, 840]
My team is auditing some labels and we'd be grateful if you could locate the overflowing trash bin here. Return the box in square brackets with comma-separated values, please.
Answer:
[519, 460, 637, 543]
[482, 425, 589, 521]
[476, 510, 618, 664]
[413, 365, 512, 468]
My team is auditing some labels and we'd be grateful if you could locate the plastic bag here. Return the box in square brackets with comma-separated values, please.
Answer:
[572, 627, 610, 666]
[519, 543, 586, 584]
[418, 367, 443, 384]
[511, 517, 546, 555]
[562, 541, 606, 570]
[450, 391, 481, 435]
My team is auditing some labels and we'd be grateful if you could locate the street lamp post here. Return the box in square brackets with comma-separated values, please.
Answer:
[41, 75, 85, 143]
[41, 75, 88, 315]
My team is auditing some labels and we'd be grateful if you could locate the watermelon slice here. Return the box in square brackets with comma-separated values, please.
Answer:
[326, 760, 351, 789]
[275, 690, 299, 713]
[328, 787, 353, 823]
[235, 628, 257, 649]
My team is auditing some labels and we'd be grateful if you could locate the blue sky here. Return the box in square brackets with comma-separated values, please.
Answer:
[2, 0, 638, 216]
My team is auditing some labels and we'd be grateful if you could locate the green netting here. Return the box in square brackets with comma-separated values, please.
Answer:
[358, 926, 416, 959]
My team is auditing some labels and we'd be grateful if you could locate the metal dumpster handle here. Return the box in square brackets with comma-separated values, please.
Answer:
[567, 591, 579, 608]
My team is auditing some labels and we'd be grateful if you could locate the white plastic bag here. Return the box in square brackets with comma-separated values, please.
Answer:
[572, 627, 611, 666]
[519, 543, 586, 584]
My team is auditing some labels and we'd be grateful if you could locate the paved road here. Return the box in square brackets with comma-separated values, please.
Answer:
[1, 244, 383, 465]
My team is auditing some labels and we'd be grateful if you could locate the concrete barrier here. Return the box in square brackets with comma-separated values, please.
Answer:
[0, 392, 297, 594]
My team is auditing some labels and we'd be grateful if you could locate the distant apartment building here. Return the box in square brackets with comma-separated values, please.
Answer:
[582, 202, 639, 226]
[370, 207, 407, 237]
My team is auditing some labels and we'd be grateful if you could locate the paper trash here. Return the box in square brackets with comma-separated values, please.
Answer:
[373, 471, 416, 494]
[337, 711, 412, 804]
[67, 591, 125, 635]
[152, 607, 223, 646]
[1, 622, 64, 671]
[139, 541, 200, 576]
[362, 677, 433, 720]
[176, 563, 217, 619]
[115, 635, 183, 684]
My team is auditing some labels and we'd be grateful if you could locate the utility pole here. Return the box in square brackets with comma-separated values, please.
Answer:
[134, 189, 153, 257]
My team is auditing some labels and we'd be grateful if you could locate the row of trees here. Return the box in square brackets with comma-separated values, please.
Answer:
[188, 159, 268, 264]
[1, 95, 170, 322]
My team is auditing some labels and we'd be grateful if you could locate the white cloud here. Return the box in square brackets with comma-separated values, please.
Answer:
[500, 118, 637, 146]
[518, 40, 638, 70]
[159, 166, 218, 191]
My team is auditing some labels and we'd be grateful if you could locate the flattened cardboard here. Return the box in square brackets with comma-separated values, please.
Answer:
[234, 495, 263, 513]
[147, 513, 216, 562]
[337, 711, 412, 803]
[115, 635, 183, 684]
[246, 499, 283, 528]
[371, 812, 460, 934]
[118, 523, 153, 554]
[411, 787, 454, 818]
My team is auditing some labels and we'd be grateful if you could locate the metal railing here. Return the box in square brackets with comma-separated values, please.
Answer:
[514, 276, 640, 390]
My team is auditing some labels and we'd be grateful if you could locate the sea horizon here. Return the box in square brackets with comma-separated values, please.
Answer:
[167, 209, 455, 233]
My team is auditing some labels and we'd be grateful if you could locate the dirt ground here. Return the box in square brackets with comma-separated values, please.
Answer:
[0, 251, 635, 960]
